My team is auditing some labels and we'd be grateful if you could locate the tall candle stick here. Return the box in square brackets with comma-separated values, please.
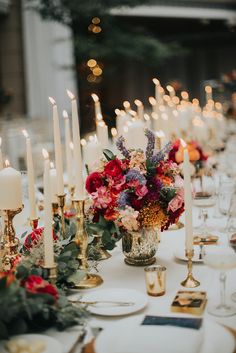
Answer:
[42, 149, 54, 267]
[134, 99, 144, 119]
[0, 160, 22, 210]
[96, 120, 109, 149]
[91, 93, 102, 120]
[22, 130, 37, 220]
[181, 139, 193, 252]
[152, 78, 160, 104]
[123, 101, 131, 113]
[49, 97, 64, 196]
[205, 85, 212, 103]
[0, 138, 3, 170]
[49, 162, 58, 204]
[67, 89, 84, 200]
[63, 110, 74, 188]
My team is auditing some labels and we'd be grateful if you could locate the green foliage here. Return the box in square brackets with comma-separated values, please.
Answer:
[159, 187, 177, 209]
[0, 277, 87, 339]
[103, 149, 116, 161]
[86, 215, 121, 250]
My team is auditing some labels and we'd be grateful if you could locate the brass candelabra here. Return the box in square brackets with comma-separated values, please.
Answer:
[2, 205, 23, 271]
[29, 218, 39, 231]
[43, 263, 58, 285]
[181, 249, 200, 288]
[72, 199, 103, 289]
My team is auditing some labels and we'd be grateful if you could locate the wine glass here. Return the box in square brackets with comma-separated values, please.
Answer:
[193, 170, 216, 235]
[218, 178, 235, 217]
[204, 251, 236, 317]
[228, 231, 236, 303]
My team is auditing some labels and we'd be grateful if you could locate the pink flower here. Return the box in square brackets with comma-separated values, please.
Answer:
[174, 175, 184, 188]
[135, 185, 148, 197]
[126, 179, 140, 188]
[168, 188, 184, 213]
[92, 186, 113, 209]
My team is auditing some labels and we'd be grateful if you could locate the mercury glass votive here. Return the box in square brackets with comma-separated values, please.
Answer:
[144, 265, 166, 296]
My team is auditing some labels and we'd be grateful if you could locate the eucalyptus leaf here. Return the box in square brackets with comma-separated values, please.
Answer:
[103, 149, 115, 161]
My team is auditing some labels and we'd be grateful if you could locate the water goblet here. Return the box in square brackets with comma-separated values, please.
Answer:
[204, 251, 236, 317]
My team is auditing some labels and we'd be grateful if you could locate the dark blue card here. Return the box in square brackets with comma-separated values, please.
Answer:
[142, 316, 202, 330]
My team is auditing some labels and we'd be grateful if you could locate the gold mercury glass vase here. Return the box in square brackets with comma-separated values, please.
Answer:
[122, 226, 159, 266]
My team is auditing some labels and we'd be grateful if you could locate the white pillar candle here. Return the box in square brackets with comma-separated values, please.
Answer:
[151, 112, 160, 132]
[144, 114, 151, 129]
[182, 141, 193, 251]
[115, 110, 131, 137]
[0, 160, 22, 210]
[42, 149, 54, 268]
[0, 138, 3, 170]
[126, 119, 146, 151]
[82, 136, 102, 172]
[67, 90, 84, 200]
[91, 93, 102, 120]
[63, 110, 74, 188]
[49, 163, 58, 204]
[49, 97, 64, 196]
[96, 121, 109, 149]
[22, 130, 37, 220]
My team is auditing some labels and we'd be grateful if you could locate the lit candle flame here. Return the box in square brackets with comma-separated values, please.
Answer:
[152, 78, 160, 86]
[134, 99, 142, 107]
[42, 148, 49, 159]
[66, 89, 75, 100]
[172, 96, 180, 105]
[205, 85, 212, 94]
[144, 114, 150, 121]
[48, 96, 56, 105]
[192, 98, 199, 106]
[22, 129, 29, 138]
[81, 139, 87, 146]
[63, 110, 69, 119]
[5, 159, 10, 167]
[151, 112, 158, 120]
[98, 120, 105, 127]
[181, 91, 189, 100]
[115, 108, 121, 115]
[111, 127, 117, 137]
[149, 97, 156, 106]
[91, 93, 99, 102]
[180, 138, 187, 149]
[166, 85, 174, 93]
[123, 101, 130, 109]
[215, 102, 222, 110]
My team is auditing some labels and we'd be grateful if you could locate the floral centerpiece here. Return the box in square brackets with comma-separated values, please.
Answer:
[169, 139, 208, 177]
[85, 130, 185, 265]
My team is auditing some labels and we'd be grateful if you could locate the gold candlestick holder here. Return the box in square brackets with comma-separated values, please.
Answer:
[3, 205, 23, 271]
[43, 263, 57, 285]
[72, 199, 103, 289]
[57, 194, 66, 238]
[29, 218, 39, 231]
[93, 234, 111, 260]
[181, 249, 200, 288]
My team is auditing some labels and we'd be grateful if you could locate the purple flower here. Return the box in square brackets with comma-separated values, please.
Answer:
[116, 136, 130, 159]
[118, 191, 130, 209]
[145, 177, 163, 202]
[145, 129, 155, 160]
[150, 142, 172, 166]
[126, 169, 146, 185]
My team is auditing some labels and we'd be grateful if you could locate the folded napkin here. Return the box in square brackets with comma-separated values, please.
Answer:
[142, 316, 203, 330]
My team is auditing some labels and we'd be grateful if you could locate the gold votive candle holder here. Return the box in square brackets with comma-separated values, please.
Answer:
[144, 265, 166, 296]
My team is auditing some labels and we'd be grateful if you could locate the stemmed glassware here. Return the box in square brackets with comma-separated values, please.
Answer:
[193, 170, 216, 237]
[204, 251, 236, 317]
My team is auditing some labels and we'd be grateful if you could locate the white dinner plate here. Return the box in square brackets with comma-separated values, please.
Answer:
[95, 315, 235, 353]
[79, 288, 148, 316]
[0, 334, 63, 353]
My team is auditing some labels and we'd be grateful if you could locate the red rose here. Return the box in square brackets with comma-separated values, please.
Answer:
[104, 159, 122, 178]
[86, 172, 104, 194]
[23, 275, 58, 301]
